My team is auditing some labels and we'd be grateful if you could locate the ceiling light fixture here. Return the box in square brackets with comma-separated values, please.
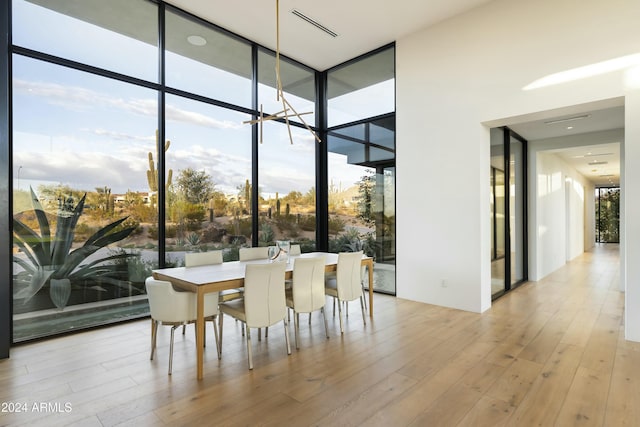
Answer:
[571, 152, 614, 158]
[588, 160, 608, 165]
[243, 0, 320, 144]
[291, 9, 339, 38]
[544, 114, 591, 125]
[187, 35, 206, 46]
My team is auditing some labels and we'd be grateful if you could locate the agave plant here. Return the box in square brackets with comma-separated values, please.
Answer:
[12, 187, 137, 309]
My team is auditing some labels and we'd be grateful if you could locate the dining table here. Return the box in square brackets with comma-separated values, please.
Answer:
[152, 251, 374, 379]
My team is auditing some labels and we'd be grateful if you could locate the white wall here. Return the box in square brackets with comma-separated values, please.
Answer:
[527, 130, 619, 280]
[624, 90, 640, 340]
[396, 0, 640, 341]
[532, 151, 592, 280]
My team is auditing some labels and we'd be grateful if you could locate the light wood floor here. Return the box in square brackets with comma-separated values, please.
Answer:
[2, 244, 638, 426]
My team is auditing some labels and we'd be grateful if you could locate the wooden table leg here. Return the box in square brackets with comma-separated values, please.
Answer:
[196, 288, 205, 380]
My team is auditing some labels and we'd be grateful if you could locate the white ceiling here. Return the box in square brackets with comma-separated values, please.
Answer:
[165, 0, 494, 71]
[509, 106, 623, 187]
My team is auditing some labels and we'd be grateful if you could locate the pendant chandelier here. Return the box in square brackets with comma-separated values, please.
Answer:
[243, 0, 321, 144]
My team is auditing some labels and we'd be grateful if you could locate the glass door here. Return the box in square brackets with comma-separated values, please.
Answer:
[490, 127, 527, 298]
[509, 135, 525, 286]
[372, 165, 395, 293]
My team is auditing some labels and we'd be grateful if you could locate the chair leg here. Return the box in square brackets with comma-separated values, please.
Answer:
[308, 313, 311, 325]
[360, 296, 367, 326]
[333, 297, 336, 316]
[246, 327, 253, 370]
[258, 327, 261, 341]
[169, 325, 180, 375]
[150, 319, 159, 360]
[321, 307, 329, 339]
[283, 318, 291, 355]
[182, 324, 186, 335]
[212, 316, 221, 360]
[266, 327, 269, 338]
[294, 312, 300, 350]
[218, 313, 224, 357]
[361, 282, 368, 310]
[337, 299, 344, 334]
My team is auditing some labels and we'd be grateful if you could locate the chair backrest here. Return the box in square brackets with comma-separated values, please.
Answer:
[290, 244, 301, 256]
[145, 277, 195, 323]
[185, 250, 223, 267]
[292, 256, 326, 313]
[336, 251, 364, 301]
[239, 246, 270, 261]
[243, 262, 287, 328]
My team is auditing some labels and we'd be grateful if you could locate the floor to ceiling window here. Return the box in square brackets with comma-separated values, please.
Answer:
[7, 0, 394, 341]
[326, 46, 396, 294]
[257, 50, 317, 251]
[595, 187, 620, 243]
[12, 0, 160, 340]
[164, 10, 253, 265]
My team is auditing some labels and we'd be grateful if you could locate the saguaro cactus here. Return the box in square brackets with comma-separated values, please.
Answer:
[147, 130, 173, 193]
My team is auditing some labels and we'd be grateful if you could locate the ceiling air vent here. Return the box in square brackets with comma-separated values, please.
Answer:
[588, 160, 608, 165]
[291, 9, 339, 38]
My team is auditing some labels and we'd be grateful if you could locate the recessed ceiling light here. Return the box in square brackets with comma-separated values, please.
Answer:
[187, 35, 207, 46]
[567, 126, 573, 130]
[544, 114, 591, 125]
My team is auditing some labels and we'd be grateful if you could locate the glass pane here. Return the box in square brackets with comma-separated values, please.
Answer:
[258, 49, 316, 127]
[510, 137, 524, 285]
[328, 47, 395, 127]
[490, 129, 505, 297]
[13, 0, 158, 82]
[327, 118, 396, 294]
[164, 94, 252, 265]
[258, 121, 317, 251]
[12, 56, 158, 341]
[166, 9, 252, 107]
[596, 187, 620, 243]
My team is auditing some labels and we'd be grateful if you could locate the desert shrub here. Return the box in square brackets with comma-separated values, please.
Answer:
[147, 224, 177, 239]
[201, 225, 226, 243]
[259, 223, 274, 245]
[298, 214, 315, 232]
[224, 217, 252, 238]
[328, 216, 346, 234]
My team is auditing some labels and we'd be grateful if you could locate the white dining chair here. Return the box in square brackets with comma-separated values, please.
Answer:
[218, 262, 290, 370]
[185, 250, 242, 304]
[290, 244, 301, 256]
[145, 277, 220, 374]
[239, 246, 270, 261]
[238, 246, 271, 339]
[185, 250, 223, 267]
[324, 251, 366, 334]
[286, 256, 329, 349]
